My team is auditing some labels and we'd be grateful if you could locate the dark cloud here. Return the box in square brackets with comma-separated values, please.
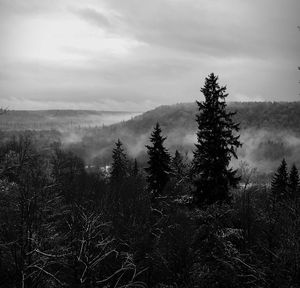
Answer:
[74, 8, 112, 28]
[106, 0, 300, 59]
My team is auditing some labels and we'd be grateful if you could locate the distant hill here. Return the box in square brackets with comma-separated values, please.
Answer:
[77, 102, 300, 171]
[117, 101, 300, 133]
[0, 110, 140, 131]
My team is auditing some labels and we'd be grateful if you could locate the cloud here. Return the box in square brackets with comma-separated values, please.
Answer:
[0, 0, 299, 110]
[105, 0, 300, 59]
[73, 8, 113, 29]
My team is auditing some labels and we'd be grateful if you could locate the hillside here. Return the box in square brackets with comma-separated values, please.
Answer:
[1, 102, 300, 172]
[73, 102, 300, 171]
[0, 110, 140, 131]
[118, 101, 300, 133]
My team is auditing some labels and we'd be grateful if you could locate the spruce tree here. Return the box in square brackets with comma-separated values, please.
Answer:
[192, 73, 241, 205]
[110, 139, 128, 185]
[288, 164, 299, 200]
[132, 159, 139, 177]
[109, 139, 129, 224]
[271, 159, 288, 201]
[171, 150, 186, 180]
[145, 123, 171, 199]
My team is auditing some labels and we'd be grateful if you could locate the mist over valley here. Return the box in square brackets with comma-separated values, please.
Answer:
[1, 101, 299, 174]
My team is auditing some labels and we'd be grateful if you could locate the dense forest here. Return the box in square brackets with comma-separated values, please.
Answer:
[0, 75, 299, 287]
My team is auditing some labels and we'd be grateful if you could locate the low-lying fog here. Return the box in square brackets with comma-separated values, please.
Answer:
[61, 125, 300, 174]
[2, 107, 299, 175]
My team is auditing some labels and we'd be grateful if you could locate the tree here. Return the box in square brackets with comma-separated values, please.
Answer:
[110, 139, 128, 185]
[192, 73, 241, 205]
[145, 123, 171, 200]
[65, 206, 146, 288]
[271, 159, 288, 201]
[51, 143, 86, 203]
[288, 164, 299, 200]
[0, 135, 68, 288]
[171, 150, 186, 180]
[131, 158, 139, 177]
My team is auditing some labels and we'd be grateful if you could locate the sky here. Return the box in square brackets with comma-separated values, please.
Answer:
[0, 0, 299, 111]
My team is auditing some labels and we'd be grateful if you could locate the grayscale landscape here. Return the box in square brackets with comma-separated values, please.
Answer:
[0, 1, 299, 287]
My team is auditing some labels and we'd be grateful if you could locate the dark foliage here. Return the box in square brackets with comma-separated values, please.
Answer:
[271, 159, 288, 201]
[1, 132, 300, 288]
[288, 164, 300, 199]
[192, 73, 242, 205]
[110, 139, 128, 185]
[0, 76, 299, 288]
[145, 123, 171, 199]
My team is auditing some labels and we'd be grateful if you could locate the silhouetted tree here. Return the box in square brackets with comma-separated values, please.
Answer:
[288, 164, 299, 200]
[110, 139, 128, 185]
[271, 159, 288, 201]
[145, 123, 171, 200]
[131, 158, 139, 177]
[192, 73, 241, 205]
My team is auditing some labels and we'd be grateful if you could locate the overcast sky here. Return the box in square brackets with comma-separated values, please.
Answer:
[0, 0, 299, 111]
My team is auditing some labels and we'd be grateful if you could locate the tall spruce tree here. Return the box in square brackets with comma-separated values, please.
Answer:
[110, 139, 128, 185]
[145, 123, 171, 199]
[192, 73, 241, 205]
[271, 159, 288, 201]
[288, 164, 299, 200]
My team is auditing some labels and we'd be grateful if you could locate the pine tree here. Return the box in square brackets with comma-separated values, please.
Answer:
[145, 123, 171, 199]
[171, 150, 186, 180]
[288, 164, 299, 200]
[132, 159, 139, 177]
[110, 139, 128, 185]
[271, 159, 288, 201]
[192, 73, 241, 205]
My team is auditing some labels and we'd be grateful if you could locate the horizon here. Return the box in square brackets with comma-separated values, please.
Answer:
[3, 99, 300, 113]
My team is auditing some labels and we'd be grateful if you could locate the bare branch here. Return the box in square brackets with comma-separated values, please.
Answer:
[28, 265, 66, 287]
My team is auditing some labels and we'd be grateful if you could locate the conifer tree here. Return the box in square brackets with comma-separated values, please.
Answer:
[110, 139, 128, 185]
[132, 159, 139, 177]
[145, 123, 171, 199]
[192, 73, 241, 205]
[288, 164, 299, 200]
[271, 159, 288, 201]
[171, 150, 186, 180]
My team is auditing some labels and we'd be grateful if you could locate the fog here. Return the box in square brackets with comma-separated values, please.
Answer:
[61, 124, 300, 174]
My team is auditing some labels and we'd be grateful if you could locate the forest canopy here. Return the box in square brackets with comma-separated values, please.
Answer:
[0, 75, 299, 287]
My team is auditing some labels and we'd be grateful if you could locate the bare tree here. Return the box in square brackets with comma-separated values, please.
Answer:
[67, 206, 147, 288]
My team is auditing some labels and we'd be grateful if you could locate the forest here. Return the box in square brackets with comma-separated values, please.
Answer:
[1, 101, 300, 174]
[0, 74, 299, 288]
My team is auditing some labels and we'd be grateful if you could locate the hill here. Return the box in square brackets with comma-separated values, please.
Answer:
[1, 102, 300, 172]
[118, 101, 300, 133]
[73, 102, 300, 172]
[0, 110, 140, 131]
